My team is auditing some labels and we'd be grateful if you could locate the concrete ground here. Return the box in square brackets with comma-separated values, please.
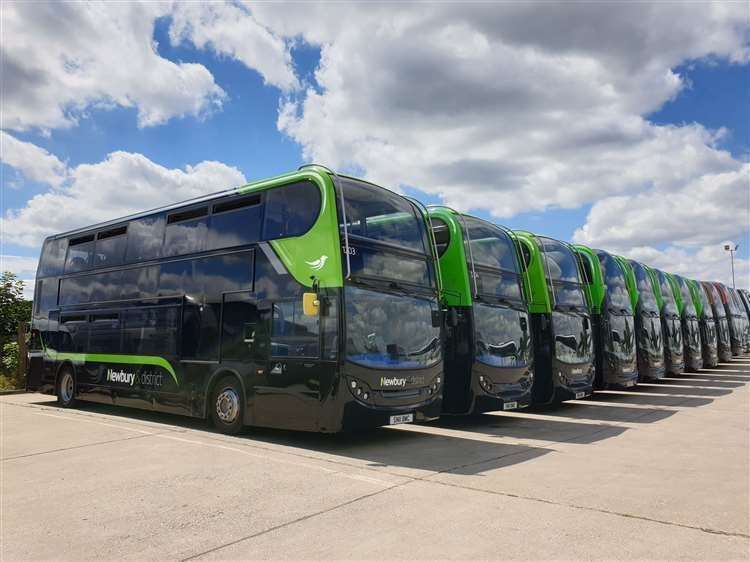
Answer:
[1, 359, 748, 561]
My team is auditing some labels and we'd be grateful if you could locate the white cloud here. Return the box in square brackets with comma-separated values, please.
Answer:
[2, 134, 246, 248]
[1, 1, 226, 131]
[252, 3, 750, 282]
[0, 132, 67, 187]
[169, 2, 298, 91]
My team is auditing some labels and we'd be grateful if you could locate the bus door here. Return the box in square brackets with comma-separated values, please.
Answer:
[252, 297, 324, 430]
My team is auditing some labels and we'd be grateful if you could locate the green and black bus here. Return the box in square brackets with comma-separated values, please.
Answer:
[626, 260, 665, 380]
[712, 283, 748, 356]
[27, 166, 444, 433]
[702, 282, 733, 362]
[651, 268, 684, 375]
[573, 246, 637, 389]
[511, 231, 594, 404]
[428, 208, 533, 414]
[686, 278, 718, 368]
[729, 287, 750, 353]
[668, 273, 702, 372]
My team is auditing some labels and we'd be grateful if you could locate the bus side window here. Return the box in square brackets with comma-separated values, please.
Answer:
[270, 300, 320, 358]
[262, 181, 321, 240]
[39, 238, 68, 277]
[221, 292, 260, 361]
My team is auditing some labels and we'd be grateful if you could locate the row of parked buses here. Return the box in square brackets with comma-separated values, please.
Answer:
[26, 167, 750, 433]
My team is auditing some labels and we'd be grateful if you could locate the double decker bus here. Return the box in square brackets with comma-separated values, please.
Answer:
[701, 282, 733, 362]
[627, 260, 665, 380]
[27, 166, 444, 433]
[572, 246, 637, 389]
[651, 268, 684, 375]
[668, 274, 702, 372]
[427, 208, 533, 414]
[712, 283, 748, 356]
[512, 232, 594, 404]
[686, 278, 718, 368]
[729, 288, 750, 353]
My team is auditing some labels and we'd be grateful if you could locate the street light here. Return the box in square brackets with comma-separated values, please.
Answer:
[724, 243, 738, 289]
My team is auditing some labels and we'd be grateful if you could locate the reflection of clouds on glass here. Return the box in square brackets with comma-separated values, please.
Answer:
[345, 286, 440, 369]
[633, 265, 658, 312]
[600, 254, 631, 311]
[475, 270, 522, 301]
[363, 251, 428, 285]
[164, 219, 207, 257]
[474, 303, 530, 367]
[462, 218, 518, 272]
[552, 311, 593, 364]
[539, 239, 579, 283]
[609, 314, 635, 361]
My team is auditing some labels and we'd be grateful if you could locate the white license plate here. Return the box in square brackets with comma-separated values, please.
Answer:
[503, 401, 518, 411]
[624, 380, 636, 388]
[389, 413, 414, 425]
[575, 391, 586, 399]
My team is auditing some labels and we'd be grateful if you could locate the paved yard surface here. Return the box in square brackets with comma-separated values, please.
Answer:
[2, 358, 748, 560]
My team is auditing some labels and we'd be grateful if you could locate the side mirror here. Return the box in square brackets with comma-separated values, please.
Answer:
[302, 292, 320, 316]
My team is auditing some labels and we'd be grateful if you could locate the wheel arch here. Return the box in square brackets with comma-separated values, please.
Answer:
[202, 368, 248, 420]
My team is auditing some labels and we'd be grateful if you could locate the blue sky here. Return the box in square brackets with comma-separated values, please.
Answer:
[2, 3, 749, 294]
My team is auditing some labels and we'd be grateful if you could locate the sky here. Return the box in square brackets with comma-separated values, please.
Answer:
[1, 1, 749, 299]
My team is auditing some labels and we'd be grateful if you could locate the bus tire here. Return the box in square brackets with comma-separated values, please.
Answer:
[209, 375, 244, 435]
[56, 367, 76, 408]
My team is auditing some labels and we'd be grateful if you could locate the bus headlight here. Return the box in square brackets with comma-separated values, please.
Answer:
[347, 377, 374, 404]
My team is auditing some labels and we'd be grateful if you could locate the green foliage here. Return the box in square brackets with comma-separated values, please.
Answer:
[0, 271, 32, 347]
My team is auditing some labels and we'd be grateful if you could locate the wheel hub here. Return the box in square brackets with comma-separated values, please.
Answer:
[216, 388, 239, 423]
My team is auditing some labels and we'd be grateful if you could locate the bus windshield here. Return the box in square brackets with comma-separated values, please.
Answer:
[538, 237, 585, 308]
[463, 217, 523, 302]
[631, 262, 659, 314]
[598, 253, 631, 312]
[677, 277, 696, 317]
[656, 271, 678, 315]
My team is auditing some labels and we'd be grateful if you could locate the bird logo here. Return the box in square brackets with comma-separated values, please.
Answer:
[305, 255, 329, 271]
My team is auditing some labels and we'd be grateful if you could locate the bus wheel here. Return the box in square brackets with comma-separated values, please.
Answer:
[210, 376, 244, 435]
[56, 368, 76, 408]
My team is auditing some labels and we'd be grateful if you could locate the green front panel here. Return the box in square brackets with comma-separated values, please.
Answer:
[428, 207, 472, 307]
[236, 167, 344, 289]
[572, 244, 604, 314]
[512, 230, 551, 314]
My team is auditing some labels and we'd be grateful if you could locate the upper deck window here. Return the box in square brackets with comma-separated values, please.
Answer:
[631, 262, 658, 313]
[656, 271, 678, 315]
[462, 217, 519, 273]
[262, 181, 321, 240]
[338, 178, 426, 253]
[38, 238, 67, 277]
[64, 234, 95, 273]
[598, 252, 631, 312]
[677, 277, 696, 316]
[699, 285, 713, 319]
[538, 237, 585, 307]
[93, 226, 127, 268]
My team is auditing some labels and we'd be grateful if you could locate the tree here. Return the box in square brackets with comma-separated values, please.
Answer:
[0, 271, 31, 347]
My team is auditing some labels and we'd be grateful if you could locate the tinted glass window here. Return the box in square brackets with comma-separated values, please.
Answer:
[263, 181, 321, 240]
[463, 217, 518, 272]
[345, 286, 441, 369]
[656, 271, 678, 315]
[125, 214, 165, 262]
[708, 285, 726, 318]
[599, 253, 631, 311]
[271, 300, 319, 358]
[195, 252, 254, 296]
[677, 278, 696, 316]
[552, 311, 594, 364]
[430, 217, 450, 257]
[182, 301, 220, 360]
[121, 266, 159, 300]
[58, 316, 88, 353]
[65, 236, 94, 273]
[158, 260, 195, 297]
[89, 271, 123, 303]
[474, 269, 523, 301]
[539, 238, 580, 283]
[93, 228, 127, 268]
[122, 307, 180, 356]
[38, 238, 67, 277]
[474, 303, 531, 367]
[88, 313, 120, 353]
[34, 278, 59, 316]
[163, 208, 208, 257]
[631, 262, 658, 313]
[339, 178, 425, 252]
[347, 243, 430, 286]
[60, 275, 94, 305]
[208, 196, 262, 250]
[221, 293, 260, 361]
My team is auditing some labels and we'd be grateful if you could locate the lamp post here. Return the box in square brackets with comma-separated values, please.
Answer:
[724, 243, 738, 289]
